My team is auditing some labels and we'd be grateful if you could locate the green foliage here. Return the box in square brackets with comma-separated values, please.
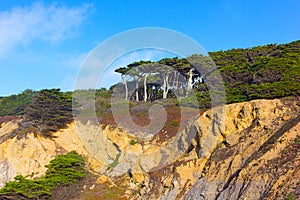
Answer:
[44, 151, 85, 186]
[179, 96, 199, 108]
[210, 40, 300, 104]
[0, 89, 36, 116]
[170, 119, 180, 127]
[112, 40, 300, 107]
[286, 192, 295, 200]
[107, 153, 120, 170]
[72, 88, 116, 124]
[0, 151, 86, 199]
[101, 185, 125, 199]
[1, 40, 299, 121]
[24, 89, 73, 136]
[95, 88, 113, 116]
[129, 140, 138, 145]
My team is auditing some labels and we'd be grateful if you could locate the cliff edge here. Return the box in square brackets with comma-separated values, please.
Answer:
[0, 97, 299, 199]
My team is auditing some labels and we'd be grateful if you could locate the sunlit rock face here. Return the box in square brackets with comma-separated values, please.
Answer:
[0, 98, 299, 200]
[0, 121, 110, 187]
[133, 98, 300, 200]
[183, 99, 299, 200]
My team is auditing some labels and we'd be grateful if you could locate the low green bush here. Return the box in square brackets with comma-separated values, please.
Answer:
[0, 151, 86, 199]
[129, 140, 138, 145]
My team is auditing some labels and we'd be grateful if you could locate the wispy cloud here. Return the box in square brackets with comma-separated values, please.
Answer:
[0, 2, 92, 57]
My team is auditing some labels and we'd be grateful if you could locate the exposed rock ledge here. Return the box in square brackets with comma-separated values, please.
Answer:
[142, 98, 299, 200]
[0, 98, 299, 199]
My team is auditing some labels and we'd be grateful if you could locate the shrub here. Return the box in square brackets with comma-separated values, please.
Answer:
[129, 140, 138, 145]
[0, 151, 86, 199]
[286, 192, 295, 200]
[23, 89, 73, 136]
[0, 89, 36, 116]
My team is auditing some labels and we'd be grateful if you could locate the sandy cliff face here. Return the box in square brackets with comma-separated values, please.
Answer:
[0, 121, 120, 188]
[184, 99, 300, 200]
[130, 98, 300, 199]
[0, 98, 299, 199]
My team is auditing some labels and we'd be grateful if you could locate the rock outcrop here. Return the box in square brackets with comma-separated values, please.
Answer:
[0, 97, 299, 199]
[0, 121, 119, 187]
[184, 99, 300, 200]
[126, 98, 299, 199]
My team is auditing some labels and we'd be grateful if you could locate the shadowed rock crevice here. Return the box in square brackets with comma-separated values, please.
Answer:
[185, 99, 299, 200]
[217, 114, 300, 198]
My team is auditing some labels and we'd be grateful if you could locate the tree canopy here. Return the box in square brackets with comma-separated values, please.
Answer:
[23, 89, 73, 136]
[114, 40, 300, 104]
[0, 89, 36, 116]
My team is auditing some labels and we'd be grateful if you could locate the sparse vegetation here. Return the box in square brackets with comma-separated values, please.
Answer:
[286, 192, 295, 200]
[170, 119, 180, 127]
[129, 139, 138, 145]
[107, 153, 120, 170]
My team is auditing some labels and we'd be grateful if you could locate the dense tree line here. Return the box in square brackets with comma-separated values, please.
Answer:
[212, 40, 300, 102]
[114, 56, 205, 101]
[0, 89, 36, 116]
[114, 40, 300, 104]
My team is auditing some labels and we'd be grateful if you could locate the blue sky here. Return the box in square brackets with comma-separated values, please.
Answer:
[0, 0, 299, 96]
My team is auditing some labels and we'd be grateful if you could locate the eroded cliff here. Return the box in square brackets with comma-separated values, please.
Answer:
[0, 97, 299, 199]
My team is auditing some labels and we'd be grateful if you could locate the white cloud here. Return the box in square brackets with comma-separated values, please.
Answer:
[0, 2, 92, 57]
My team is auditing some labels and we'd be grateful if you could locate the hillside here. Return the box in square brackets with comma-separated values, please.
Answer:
[0, 40, 299, 199]
[211, 40, 300, 103]
[0, 40, 299, 117]
[0, 97, 299, 199]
